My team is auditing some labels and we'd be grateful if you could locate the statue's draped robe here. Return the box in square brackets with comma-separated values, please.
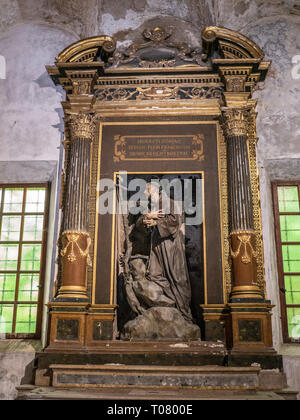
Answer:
[145, 200, 193, 322]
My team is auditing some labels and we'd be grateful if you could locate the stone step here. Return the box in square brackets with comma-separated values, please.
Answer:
[50, 364, 261, 390]
[44, 340, 227, 355]
[274, 389, 299, 401]
[36, 343, 283, 371]
[16, 385, 286, 400]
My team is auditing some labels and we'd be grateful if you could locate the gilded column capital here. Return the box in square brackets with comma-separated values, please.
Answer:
[221, 106, 252, 137]
[66, 113, 96, 141]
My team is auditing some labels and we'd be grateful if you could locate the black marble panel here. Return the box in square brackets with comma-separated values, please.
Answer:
[204, 320, 226, 342]
[56, 319, 79, 341]
[238, 319, 262, 342]
[92, 320, 113, 340]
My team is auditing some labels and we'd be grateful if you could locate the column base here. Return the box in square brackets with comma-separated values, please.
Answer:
[229, 302, 275, 354]
[46, 303, 117, 351]
[230, 285, 264, 301]
[55, 285, 89, 301]
[46, 302, 88, 351]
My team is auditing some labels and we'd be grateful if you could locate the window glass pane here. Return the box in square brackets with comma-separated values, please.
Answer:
[0, 216, 22, 241]
[20, 244, 41, 271]
[278, 186, 300, 213]
[287, 307, 300, 339]
[3, 189, 24, 213]
[25, 188, 45, 213]
[280, 215, 300, 242]
[23, 215, 43, 241]
[282, 245, 300, 273]
[18, 274, 39, 302]
[0, 304, 14, 333]
[0, 274, 16, 301]
[285, 276, 300, 305]
[0, 244, 19, 270]
[0, 185, 47, 337]
[15, 304, 37, 333]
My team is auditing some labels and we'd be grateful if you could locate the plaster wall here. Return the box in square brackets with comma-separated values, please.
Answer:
[0, 340, 42, 400]
[283, 355, 300, 399]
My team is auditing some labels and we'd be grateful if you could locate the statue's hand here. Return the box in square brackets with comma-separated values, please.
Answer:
[131, 303, 146, 315]
[145, 210, 164, 220]
[144, 219, 157, 228]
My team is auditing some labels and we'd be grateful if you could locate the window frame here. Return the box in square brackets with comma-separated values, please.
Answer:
[0, 183, 49, 339]
[272, 181, 300, 343]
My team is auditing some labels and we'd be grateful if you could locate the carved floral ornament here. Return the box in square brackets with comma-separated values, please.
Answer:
[94, 86, 223, 102]
[66, 113, 96, 141]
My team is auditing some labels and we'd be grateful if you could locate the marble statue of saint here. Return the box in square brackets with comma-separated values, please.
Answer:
[121, 181, 200, 341]
[143, 183, 193, 322]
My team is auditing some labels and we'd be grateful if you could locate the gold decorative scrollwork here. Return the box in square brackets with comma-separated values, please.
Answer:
[113, 135, 126, 162]
[178, 86, 223, 100]
[230, 231, 257, 264]
[218, 128, 231, 301]
[137, 86, 179, 100]
[247, 110, 266, 295]
[94, 86, 223, 103]
[192, 134, 205, 161]
[95, 87, 136, 101]
[61, 231, 92, 266]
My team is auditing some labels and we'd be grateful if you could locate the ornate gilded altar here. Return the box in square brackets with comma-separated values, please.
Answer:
[45, 26, 274, 353]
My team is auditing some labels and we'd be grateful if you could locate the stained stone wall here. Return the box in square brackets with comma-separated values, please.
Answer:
[0, 0, 299, 399]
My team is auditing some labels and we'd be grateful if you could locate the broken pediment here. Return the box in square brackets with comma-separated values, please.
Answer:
[53, 25, 267, 69]
[47, 25, 270, 107]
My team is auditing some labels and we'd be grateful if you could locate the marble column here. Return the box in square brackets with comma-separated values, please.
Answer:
[56, 113, 95, 301]
[222, 107, 263, 301]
